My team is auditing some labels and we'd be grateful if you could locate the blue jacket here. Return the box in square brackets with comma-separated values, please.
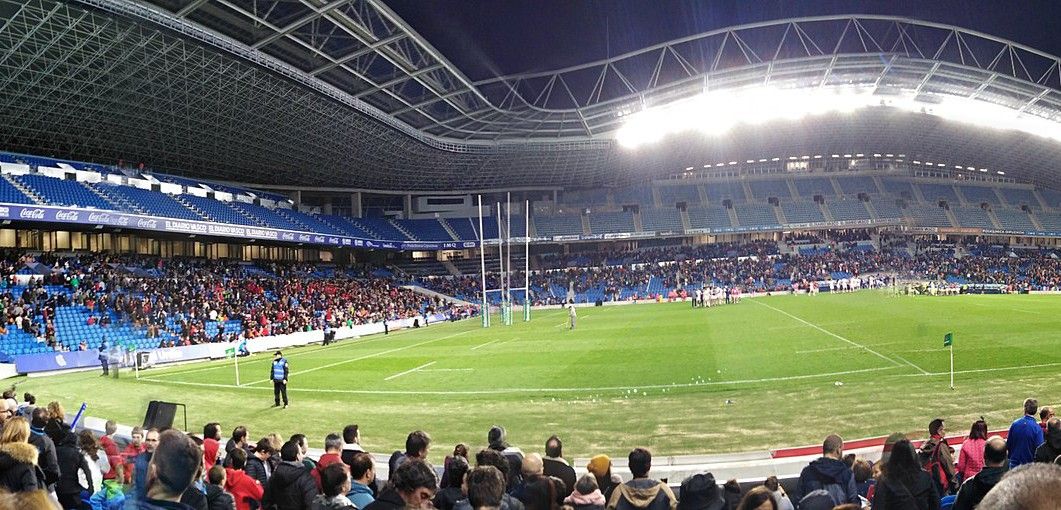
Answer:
[347, 480, 375, 509]
[1006, 415, 1044, 468]
[793, 457, 859, 508]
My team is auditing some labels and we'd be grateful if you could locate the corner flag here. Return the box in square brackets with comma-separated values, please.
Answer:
[944, 332, 954, 390]
[943, 333, 953, 347]
[225, 347, 236, 358]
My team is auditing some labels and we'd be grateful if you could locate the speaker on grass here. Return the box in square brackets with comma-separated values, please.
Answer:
[143, 400, 177, 430]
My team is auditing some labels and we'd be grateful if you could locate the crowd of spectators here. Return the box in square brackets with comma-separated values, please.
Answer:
[0, 393, 1057, 509]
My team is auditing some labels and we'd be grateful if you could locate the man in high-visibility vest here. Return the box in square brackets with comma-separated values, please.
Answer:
[271, 351, 289, 408]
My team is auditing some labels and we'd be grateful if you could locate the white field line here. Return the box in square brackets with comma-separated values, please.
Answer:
[383, 361, 436, 381]
[420, 368, 473, 372]
[241, 330, 471, 386]
[896, 361, 1061, 377]
[967, 302, 1045, 315]
[139, 366, 898, 395]
[751, 299, 903, 368]
[796, 341, 907, 354]
[891, 354, 931, 375]
[470, 339, 500, 351]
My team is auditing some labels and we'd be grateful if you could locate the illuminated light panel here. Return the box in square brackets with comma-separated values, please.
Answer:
[616, 85, 1061, 149]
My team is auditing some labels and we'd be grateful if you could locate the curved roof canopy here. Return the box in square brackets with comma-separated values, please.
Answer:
[1, 1, 1060, 190]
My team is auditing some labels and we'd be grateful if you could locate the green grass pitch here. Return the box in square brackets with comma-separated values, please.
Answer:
[19, 292, 1060, 461]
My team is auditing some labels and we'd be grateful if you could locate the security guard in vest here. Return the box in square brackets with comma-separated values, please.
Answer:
[271, 350, 289, 408]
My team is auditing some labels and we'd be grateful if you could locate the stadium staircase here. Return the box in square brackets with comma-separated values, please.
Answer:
[1031, 189, 1051, 210]
[633, 211, 644, 232]
[2, 175, 44, 204]
[773, 204, 788, 225]
[80, 183, 124, 211]
[437, 218, 461, 241]
[829, 178, 844, 196]
[818, 202, 834, 222]
[440, 259, 461, 276]
[786, 180, 800, 199]
[943, 207, 960, 228]
[953, 186, 970, 206]
[727, 206, 740, 227]
[651, 187, 662, 207]
[863, 200, 879, 220]
[90, 184, 143, 214]
[696, 185, 709, 206]
[992, 188, 1009, 207]
[740, 181, 754, 201]
[390, 219, 417, 240]
[911, 183, 928, 204]
[580, 214, 591, 235]
[679, 209, 691, 231]
[986, 208, 1004, 230]
[1029, 212, 1044, 230]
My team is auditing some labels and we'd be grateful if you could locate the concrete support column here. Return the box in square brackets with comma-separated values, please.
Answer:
[351, 192, 362, 218]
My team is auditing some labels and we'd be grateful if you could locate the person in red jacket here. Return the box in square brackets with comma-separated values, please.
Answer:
[98, 420, 121, 480]
[225, 448, 264, 510]
[311, 434, 345, 490]
[121, 426, 147, 484]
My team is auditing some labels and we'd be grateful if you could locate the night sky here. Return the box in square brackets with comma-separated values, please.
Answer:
[385, 0, 1061, 81]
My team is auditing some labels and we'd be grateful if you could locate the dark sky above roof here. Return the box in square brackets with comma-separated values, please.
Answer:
[385, 0, 1061, 81]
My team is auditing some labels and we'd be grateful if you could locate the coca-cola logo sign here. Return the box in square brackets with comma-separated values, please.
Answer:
[87, 213, 111, 223]
[137, 219, 158, 229]
[19, 209, 45, 219]
[55, 211, 79, 221]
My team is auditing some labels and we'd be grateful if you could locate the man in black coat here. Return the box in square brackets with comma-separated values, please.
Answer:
[262, 440, 318, 510]
[364, 459, 438, 510]
[542, 436, 576, 500]
[56, 431, 93, 509]
[1034, 418, 1061, 464]
[953, 437, 1008, 510]
[28, 408, 60, 491]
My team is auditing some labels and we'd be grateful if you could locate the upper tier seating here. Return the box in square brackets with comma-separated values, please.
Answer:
[993, 208, 1036, 231]
[352, 217, 412, 241]
[918, 183, 961, 203]
[444, 218, 479, 241]
[951, 206, 995, 229]
[1036, 212, 1061, 231]
[907, 205, 953, 227]
[640, 208, 683, 232]
[611, 187, 654, 206]
[179, 195, 261, 227]
[794, 177, 836, 197]
[703, 182, 746, 203]
[403, 219, 455, 241]
[735, 203, 780, 228]
[14, 174, 114, 209]
[958, 186, 1001, 205]
[781, 201, 825, 223]
[275, 208, 346, 235]
[687, 206, 732, 230]
[657, 185, 702, 206]
[1038, 189, 1061, 209]
[534, 214, 584, 237]
[0, 177, 36, 205]
[749, 180, 792, 200]
[879, 179, 916, 199]
[872, 199, 904, 219]
[827, 200, 872, 222]
[91, 184, 203, 220]
[835, 176, 878, 195]
[228, 201, 304, 230]
[997, 188, 1039, 207]
[587, 211, 635, 234]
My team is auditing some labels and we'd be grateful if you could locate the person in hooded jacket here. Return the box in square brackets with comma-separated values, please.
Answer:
[791, 435, 859, 508]
[952, 436, 1008, 510]
[261, 440, 318, 510]
[56, 430, 93, 509]
[487, 426, 524, 494]
[564, 474, 607, 510]
[28, 408, 60, 491]
[223, 449, 263, 510]
[871, 439, 939, 510]
[1034, 418, 1061, 464]
[434, 455, 468, 510]
[605, 448, 676, 510]
[205, 465, 237, 510]
[0, 416, 45, 493]
[674, 473, 725, 510]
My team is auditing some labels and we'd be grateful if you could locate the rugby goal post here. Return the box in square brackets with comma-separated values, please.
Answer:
[477, 195, 531, 327]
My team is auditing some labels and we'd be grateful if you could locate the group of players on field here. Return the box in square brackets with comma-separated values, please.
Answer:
[691, 286, 741, 307]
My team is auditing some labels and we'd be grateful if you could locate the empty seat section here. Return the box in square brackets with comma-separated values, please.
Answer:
[997, 188, 1039, 207]
[827, 200, 872, 221]
[958, 186, 1000, 205]
[1036, 212, 1061, 231]
[794, 177, 836, 197]
[0, 177, 37, 204]
[918, 183, 960, 203]
[352, 218, 411, 240]
[687, 207, 732, 230]
[781, 201, 825, 223]
[907, 205, 953, 227]
[657, 185, 701, 206]
[735, 203, 780, 228]
[951, 207, 995, 229]
[98, 185, 203, 220]
[445, 218, 479, 240]
[560, 189, 608, 207]
[611, 187, 654, 206]
[879, 179, 916, 199]
[640, 208, 683, 232]
[15, 174, 115, 209]
[835, 176, 878, 195]
[534, 214, 583, 237]
[275, 209, 345, 235]
[992, 208, 1036, 231]
[401, 219, 454, 241]
[872, 199, 904, 219]
[749, 179, 792, 200]
[179, 195, 261, 226]
[587, 211, 634, 234]
[228, 202, 303, 230]
[703, 182, 745, 203]
[319, 215, 376, 238]
[1038, 189, 1061, 209]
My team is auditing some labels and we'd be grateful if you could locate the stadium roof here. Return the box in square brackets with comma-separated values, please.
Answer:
[1, 0, 1061, 191]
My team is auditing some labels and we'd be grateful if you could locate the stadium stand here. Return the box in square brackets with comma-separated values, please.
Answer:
[611, 187, 654, 206]
[734, 203, 781, 228]
[178, 195, 262, 227]
[793, 177, 836, 197]
[997, 187, 1040, 207]
[640, 208, 684, 232]
[703, 182, 746, 203]
[780, 201, 826, 224]
[992, 208, 1037, 231]
[951, 206, 996, 229]
[402, 219, 456, 241]
[958, 185, 1001, 205]
[879, 178, 916, 199]
[687, 206, 733, 230]
[274, 208, 347, 236]
[907, 204, 954, 227]
[748, 179, 792, 200]
[228, 201, 305, 231]
[871, 199, 905, 219]
[534, 213, 584, 237]
[835, 176, 878, 195]
[12, 174, 115, 210]
[587, 211, 635, 234]
[657, 184, 702, 206]
[0, 176, 37, 205]
[918, 182, 961, 203]
[826, 199, 872, 222]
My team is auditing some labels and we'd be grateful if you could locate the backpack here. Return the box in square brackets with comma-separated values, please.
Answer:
[919, 439, 951, 495]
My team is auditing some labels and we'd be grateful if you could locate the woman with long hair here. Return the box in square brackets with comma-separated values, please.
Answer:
[43, 401, 70, 445]
[0, 416, 44, 493]
[957, 419, 988, 482]
[735, 486, 778, 510]
[872, 439, 940, 510]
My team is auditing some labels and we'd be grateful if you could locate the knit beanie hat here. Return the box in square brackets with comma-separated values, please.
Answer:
[488, 426, 506, 445]
[587, 455, 611, 477]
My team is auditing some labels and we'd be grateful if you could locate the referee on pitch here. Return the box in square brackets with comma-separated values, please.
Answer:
[271, 351, 289, 408]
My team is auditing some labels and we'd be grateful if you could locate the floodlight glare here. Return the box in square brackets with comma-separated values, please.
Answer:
[616, 85, 1061, 149]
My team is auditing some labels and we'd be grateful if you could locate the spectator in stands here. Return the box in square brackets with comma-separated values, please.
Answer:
[441, 443, 469, 490]
[456, 450, 524, 510]
[224, 426, 248, 465]
[466, 466, 506, 510]
[514, 453, 565, 510]
[673, 473, 725, 510]
[434, 455, 467, 510]
[921, 418, 956, 494]
[586, 455, 618, 503]
[43, 401, 70, 446]
[1034, 418, 1061, 464]
[761, 476, 792, 510]
[203, 423, 221, 463]
[953, 436, 1007, 510]
[851, 459, 873, 500]
[130, 429, 162, 502]
[605, 448, 676, 510]
[223, 449, 263, 510]
[28, 408, 58, 491]
[205, 465, 235, 510]
[245, 438, 274, 486]
[339, 425, 365, 468]
[99, 420, 120, 468]
[123, 426, 147, 484]
[180, 463, 208, 510]
[363, 458, 437, 510]
[792, 434, 859, 507]
[0, 416, 43, 493]
[487, 426, 524, 493]
[132, 429, 201, 510]
[388, 430, 431, 475]
[0, 489, 56, 509]
[79, 431, 109, 498]
[1041, 407, 1055, 436]
[1007, 398, 1044, 468]
[542, 436, 575, 499]
[735, 486, 778, 510]
[975, 463, 1061, 509]
[291, 434, 315, 472]
[565, 473, 608, 510]
[262, 439, 318, 510]
[312, 462, 355, 510]
[957, 419, 988, 482]
[871, 439, 939, 510]
[56, 431, 92, 509]
[346, 452, 376, 509]
[16, 393, 35, 419]
[203, 436, 222, 477]
[311, 434, 344, 491]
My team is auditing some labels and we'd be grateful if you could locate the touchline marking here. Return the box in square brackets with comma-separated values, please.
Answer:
[139, 366, 898, 395]
[384, 361, 436, 381]
[751, 299, 903, 368]
[421, 368, 473, 372]
[796, 341, 907, 354]
[471, 339, 500, 351]
[896, 361, 1061, 377]
[241, 330, 472, 386]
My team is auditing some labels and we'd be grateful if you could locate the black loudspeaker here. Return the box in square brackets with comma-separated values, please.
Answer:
[143, 401, 178, 430]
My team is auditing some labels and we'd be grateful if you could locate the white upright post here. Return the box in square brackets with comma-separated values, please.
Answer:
[234, 349, 240, 386]
[524, 199, 530, 321]
[497, 203, 506, 325]
[949, 343, 954, 390]
[506, 192, 513, 325]
[478, 196, 489, 327]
